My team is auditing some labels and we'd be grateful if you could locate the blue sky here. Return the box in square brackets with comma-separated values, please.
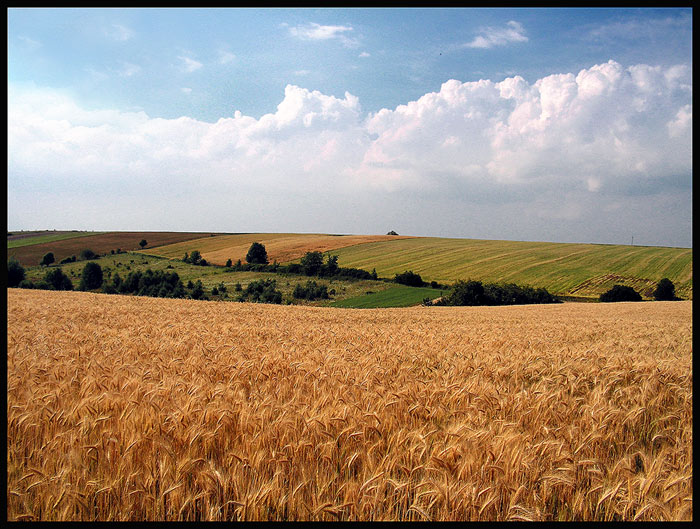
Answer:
[7, 8, 693, 247]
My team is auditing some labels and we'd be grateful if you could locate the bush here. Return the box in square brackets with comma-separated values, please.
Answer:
[599, 284, 642, 302]
[237, 278, 282, 304]
[190, 280, 206, 300]
[18, 279, 35, 289]
[293, 280, 330, 301]
[8, 257, 25, 287]
[653, 278, 677, 301]
[246, 242, 269, 265]
[225, 258, 232, 268]
[79, 262, 103, 291]
[394, 270, 424, 287]
[448, 280, 486, 306]
[445, 279, 560, 306]
[113, 269, 186, 298]
[44, 268, 74, 291]
[59, 255, 77, 264]
[79, 249, 98, 261]
[40, 252, 55, 267]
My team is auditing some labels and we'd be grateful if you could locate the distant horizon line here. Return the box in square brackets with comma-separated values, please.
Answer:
[5, 228, 692, 250]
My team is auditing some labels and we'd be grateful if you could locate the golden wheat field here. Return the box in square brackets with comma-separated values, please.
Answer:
[7, 289, 692, 521]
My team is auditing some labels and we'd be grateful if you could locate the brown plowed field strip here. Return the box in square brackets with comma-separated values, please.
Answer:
[7, 289, 692, 521]
[7, 232, 215, 267]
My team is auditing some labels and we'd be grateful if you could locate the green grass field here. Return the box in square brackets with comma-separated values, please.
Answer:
[331, 285, 445, 308]
[21, 252, 397, 307]
[328, 238, 692, 300]
[7, 231, 104, 249]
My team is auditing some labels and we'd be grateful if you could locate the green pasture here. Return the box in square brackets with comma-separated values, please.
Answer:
[21, 252, 396, 307]
[328, 238, 692, 300]
[7, 231, 104, 249]
[331, 285, 444, 308]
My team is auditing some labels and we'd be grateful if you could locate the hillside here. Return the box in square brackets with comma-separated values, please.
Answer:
[7, 231, 215, 267]
[138, 232, 411, 265]
[327, 237, 692, 300]
[9, 231, 692, 300]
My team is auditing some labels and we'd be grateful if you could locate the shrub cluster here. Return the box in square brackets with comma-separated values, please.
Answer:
[439, 279, 559, 306]
[183, 250, 208, 266]
[394, 270, 424, 287]
[599, 284, 642, 302]
[103, 269, 187, 298]
[228, 250, 374, 281]
[237, 279, 283, 304]
[79, 249, 99, 261]
[293, 280, 330, 301]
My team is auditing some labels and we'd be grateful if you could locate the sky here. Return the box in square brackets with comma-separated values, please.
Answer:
[7, 7, 693, 247]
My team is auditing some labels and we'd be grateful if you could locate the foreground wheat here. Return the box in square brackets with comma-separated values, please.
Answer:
[7, 289, 692, 521]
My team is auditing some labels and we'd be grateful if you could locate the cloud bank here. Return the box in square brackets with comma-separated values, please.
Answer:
[7, 60, 692, 246]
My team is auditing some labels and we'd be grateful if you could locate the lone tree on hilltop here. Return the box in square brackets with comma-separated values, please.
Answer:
[387, 230, 398, 235]
[8, 257, 25, 287]
[246, 242, 269, 265]
[653, 278, 677, 301]
[139, 239, 148, 249]
[79, 262, 104, 291]
[40, 252, 55, 267]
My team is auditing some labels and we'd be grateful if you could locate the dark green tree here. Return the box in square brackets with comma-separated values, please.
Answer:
[40, 252, 55, 267]
[79, 262, 104, 291]
[300, 251, 324, 276]
[79, 248, 98, 260]
[653, 278, 677, 301]
[394, 270, 424, 287]
[8, 257, 26, 287]
[599, 285, 642, 302]
[139, 239, 148, 249]
[325, 254, 339, 276]
[246, 242, 269, 265]
[44, 268, 73, 290]
[448, 280, 486, 306]
[190, 280, 205, 300]
[188, 250, 202, 265]
[225, 258, 232, 268]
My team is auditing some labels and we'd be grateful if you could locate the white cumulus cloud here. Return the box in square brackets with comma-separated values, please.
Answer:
[7, 60, 692, 245]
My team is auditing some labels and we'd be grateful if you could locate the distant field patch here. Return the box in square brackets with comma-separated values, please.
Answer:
[330, 238, 692, 300]
[7, 231, 104, 248]
[7, 232, 214, 267]
[143, 233, 413, 266]
[331, 285, 444, 308]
